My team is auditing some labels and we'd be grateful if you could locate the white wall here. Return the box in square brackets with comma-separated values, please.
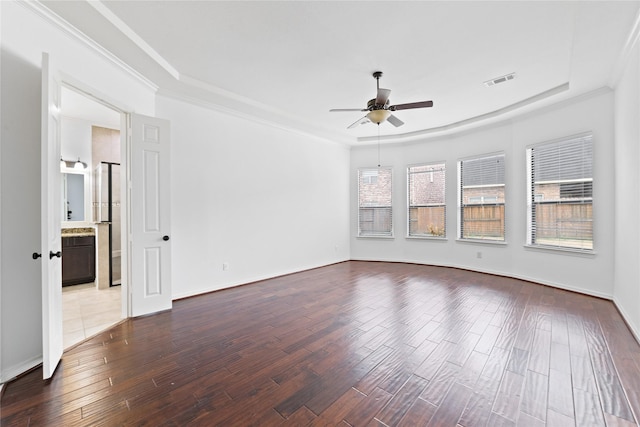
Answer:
[614, 36, 640, 338]
[156, 96, 351, 299]
[351, 88, 615, 299]
[1, 15, 42, 381]
[0, 1, 155, 382]
[60, 117, 92, 164]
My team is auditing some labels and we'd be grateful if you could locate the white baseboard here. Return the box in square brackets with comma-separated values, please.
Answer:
[613, 297, 640, 344]
[172, 259, 350, 301]
[349, 257, 613, 300]
[0, 356, 42, 384]
[349, 257, 640, 343]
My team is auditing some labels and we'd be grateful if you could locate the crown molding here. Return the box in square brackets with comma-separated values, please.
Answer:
[357, 83, 570, 145]
[21, 1, 158, 92]
[179, 74, 297, 120]
[87, 0, 179, 80]
[610, 4, 640, 88]
[157, 88, 353, 147]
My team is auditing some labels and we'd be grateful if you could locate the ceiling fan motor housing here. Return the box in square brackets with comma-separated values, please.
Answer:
[329, 70, 433, 128]
[367, 98, 389, 110]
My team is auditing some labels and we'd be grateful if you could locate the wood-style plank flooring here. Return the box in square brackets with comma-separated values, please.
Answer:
[2, 261, 640, 426]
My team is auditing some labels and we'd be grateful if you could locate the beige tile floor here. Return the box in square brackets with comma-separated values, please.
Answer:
[62, 283, 122, 349]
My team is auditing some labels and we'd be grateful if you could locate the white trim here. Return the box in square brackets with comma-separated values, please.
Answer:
[524, 244, 595, 256]
[157, 90, 352, 147]
[87, 1, 179, 80]
[177, 73, 361, 146]
[405, 236, 448, 241]
[613, 297, 640, 345]
[21, 1, 158, 92]
[59, 82, 131, 322]
[171, 260, 350, 301]
[0, 355, 41, 385]
[349, 257, 613, 300]
[455, 238, 508, 246]
[179, 74, 291, 117]
[61, 76, 133, 119]
[610, 5, 640, 88]
[358, 83, 570, 144]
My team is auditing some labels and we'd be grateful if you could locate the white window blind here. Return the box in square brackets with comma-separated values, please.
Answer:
[458, 153, 505, 241]
[358, 167, 393, 237]
[527, 134, 593, 251]
[408, 163, 446, 237]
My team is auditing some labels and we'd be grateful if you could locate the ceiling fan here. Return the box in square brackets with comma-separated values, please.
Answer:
[330, 71, 433, 129]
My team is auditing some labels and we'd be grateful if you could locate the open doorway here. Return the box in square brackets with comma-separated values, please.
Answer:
[60, 85, 125, 349]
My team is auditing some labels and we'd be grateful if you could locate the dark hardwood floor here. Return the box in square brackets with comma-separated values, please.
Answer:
[2, 261, 640, 426]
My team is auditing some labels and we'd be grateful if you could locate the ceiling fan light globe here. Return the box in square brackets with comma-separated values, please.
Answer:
[367, 109, 391, 124]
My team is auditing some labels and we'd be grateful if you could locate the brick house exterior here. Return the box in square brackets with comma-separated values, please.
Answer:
[408, 164, 446, 237]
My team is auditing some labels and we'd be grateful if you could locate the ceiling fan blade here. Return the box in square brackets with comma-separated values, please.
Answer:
[389, 100, 433, 111]
[376, 88, 391, 106]
[330, 108, 368, 112]
[387, 114, 404, 127]
[347, 116, 371, 129]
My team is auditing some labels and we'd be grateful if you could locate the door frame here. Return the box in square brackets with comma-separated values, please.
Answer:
[58, 76, 131, 319]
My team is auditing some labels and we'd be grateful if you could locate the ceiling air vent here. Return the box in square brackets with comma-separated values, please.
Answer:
[484, 72, 516, 87]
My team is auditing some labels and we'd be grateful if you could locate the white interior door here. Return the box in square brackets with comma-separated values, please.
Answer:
[129, 113, 172, 316]
[41, 52, 63, 380]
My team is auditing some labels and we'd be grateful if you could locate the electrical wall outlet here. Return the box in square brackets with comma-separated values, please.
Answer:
[476, 252, 482, 259]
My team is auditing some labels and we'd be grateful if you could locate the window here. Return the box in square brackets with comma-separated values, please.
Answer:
[527, 134, 593, 251]
[408, 163, 446, 237]
[458, 153, 506, 241]
[361, 170, 378, 185]
[358, 167, 392, 237]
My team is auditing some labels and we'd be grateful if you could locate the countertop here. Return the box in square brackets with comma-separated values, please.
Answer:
[61, 227, 95, 237]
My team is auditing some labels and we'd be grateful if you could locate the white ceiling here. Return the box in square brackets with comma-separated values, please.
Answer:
[43, 1, 640, 144]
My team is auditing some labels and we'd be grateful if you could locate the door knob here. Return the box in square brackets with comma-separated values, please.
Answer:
[162, 235, 170, 241]
[32, 252, 42, 260]
[49, 250, 62, 259]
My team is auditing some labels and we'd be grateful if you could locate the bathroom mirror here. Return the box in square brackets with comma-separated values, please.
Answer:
[61, 172, 90, 222]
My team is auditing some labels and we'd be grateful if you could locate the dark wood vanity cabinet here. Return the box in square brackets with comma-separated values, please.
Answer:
[62, 235, 96, 286]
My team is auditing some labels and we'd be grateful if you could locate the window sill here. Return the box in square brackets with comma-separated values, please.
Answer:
[524, 244, 595, 256]
[357, 235, 394, 240]
[456, 238, 507, 246]
[406, 236, 448, 241]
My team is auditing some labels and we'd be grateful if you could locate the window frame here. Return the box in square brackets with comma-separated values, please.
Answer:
[406, 162, 447, 239]
[357, 166, 393, 238]
[526, 133, 594, 253]
[457, 152, 507, 244]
